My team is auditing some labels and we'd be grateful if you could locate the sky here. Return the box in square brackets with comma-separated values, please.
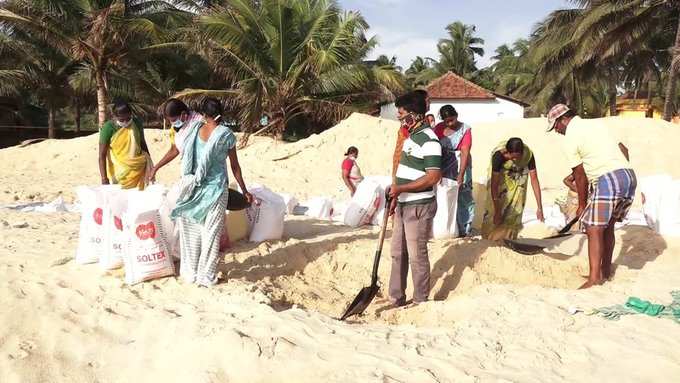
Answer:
[339, 0, 571, 69]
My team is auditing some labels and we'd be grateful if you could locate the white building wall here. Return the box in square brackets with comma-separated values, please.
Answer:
[381, 98, 525, 125]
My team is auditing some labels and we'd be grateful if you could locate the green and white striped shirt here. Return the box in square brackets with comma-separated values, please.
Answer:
[395, 124, 442, 204]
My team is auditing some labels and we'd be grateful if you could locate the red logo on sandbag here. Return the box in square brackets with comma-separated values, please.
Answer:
[114, 216, 123, 231]
[93, 208, 103, 225]
[135, 222, 156, 240]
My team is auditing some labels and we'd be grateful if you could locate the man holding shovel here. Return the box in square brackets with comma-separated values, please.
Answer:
[548, 104, 636, 289]
[388, 91, 442, 306]
[392, 89, 430, 181]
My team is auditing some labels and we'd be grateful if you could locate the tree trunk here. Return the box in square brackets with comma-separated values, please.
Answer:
[663, 12, 680, 121]
[663, 72, 677, 121]
[48, 106, 56, 139]
[608, 71, 617, 117]
[95, 69, 108, 129]
[647, 77, 654, 117]
[75, 99, 81, 133]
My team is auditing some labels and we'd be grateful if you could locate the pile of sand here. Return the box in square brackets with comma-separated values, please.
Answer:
[3, 113, 675, 208]
[2, 114, 680, 382]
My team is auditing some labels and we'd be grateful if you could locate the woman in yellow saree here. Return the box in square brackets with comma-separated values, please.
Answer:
[481, 138, 544, 240]
[98, 100, 152, 190]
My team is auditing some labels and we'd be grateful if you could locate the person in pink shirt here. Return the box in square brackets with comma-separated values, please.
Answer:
[341, 146, 364, 196]
[434, 105, 475, 236]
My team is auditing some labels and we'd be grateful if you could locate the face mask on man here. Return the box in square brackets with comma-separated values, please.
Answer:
[116, 119, 132, 128]
[399, 113, 417, 130]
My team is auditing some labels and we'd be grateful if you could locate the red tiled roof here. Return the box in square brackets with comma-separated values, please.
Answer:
[426, 71, 495, 100]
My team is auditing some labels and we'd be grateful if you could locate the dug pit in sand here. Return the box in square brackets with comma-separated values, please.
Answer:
[220, 217, 587, 322]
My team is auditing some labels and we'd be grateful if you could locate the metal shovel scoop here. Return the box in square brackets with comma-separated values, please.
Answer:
[340, 193, 391, 321]
[226, 188, 251, 211]
[504, 217, 579, 255]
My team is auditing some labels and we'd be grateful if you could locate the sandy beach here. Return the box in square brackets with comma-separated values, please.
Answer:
[1, 114, 680, 382]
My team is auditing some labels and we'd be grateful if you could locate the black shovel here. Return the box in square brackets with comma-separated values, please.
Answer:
[226, 188, 251, 211]
[340, 193, 392, 321]
[545, 216, 580, 239]
[504, 217, 580, 255]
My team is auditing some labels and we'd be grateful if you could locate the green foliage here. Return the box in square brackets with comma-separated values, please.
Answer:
[179, 0, 405, 137]
[520, 0, 678, 118]
[2, 0, 679, 138]
[0, 0, 195, 130]
[405, 56, 433, 88]
[415, 21, 485, 84]
[0, 0, 404, 138]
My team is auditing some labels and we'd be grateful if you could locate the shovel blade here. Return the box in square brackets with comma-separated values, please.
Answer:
[504, 239, 545, 255]
[227, 188, 250, 211]
[340, 284, 379, 321]
[544, 233, 572, 240]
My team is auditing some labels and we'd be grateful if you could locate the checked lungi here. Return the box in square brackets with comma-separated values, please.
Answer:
[582, 168, 637, 227]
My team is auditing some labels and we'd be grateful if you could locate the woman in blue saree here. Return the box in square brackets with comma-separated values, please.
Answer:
[172, 98, 253, 286]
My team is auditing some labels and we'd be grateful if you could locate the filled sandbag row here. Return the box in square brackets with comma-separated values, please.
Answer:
[640, 175, 680, 236]
[75, 185, 175, 285]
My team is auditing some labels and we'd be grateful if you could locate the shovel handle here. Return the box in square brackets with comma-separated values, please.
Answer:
[370, 192, 392, 286]
[558, 217, 580, 235]
[376, 191, 392, 251]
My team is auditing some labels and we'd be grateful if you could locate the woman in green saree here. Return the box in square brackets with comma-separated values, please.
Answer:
[482, 138, 544, 240]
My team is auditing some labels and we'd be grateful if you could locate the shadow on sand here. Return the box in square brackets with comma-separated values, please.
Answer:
[428, 237, 492, 301]
[219, 218, 380, 282]
[613, 225, 666, 274]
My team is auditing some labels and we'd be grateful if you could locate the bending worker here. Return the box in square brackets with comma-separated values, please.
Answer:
[482, 137, 544, 240]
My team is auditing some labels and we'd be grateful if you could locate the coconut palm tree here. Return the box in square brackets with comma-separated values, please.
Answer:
[522, 6, 624, 116]
[405, 56, 434, 88]
[179, 0, 405, 138]
[0, 30, 77, 138]
[523, 8, 589, 112]
[0, 0, 191, 128]
[569, 0, 679, 120]
[416, 21, 485, 84]
[68, 66, 97, 133]
[439, 21, 484, 74]
[490, 39, 535, 97]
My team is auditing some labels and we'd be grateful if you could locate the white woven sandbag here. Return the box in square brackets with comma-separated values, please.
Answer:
[305, 197, 334, 221]
[432, 178, 459, 239]
[640, 175, 671, 232]
[75, 186, 107, 264]
[658, 180, 680, 236]
[364, 176, 392, 226]
[246, 186, 286, 242]
[123, 209, 175, 285]
[278, 193, 299, 215]
[331, 200, 349, 223]
[343, 180, 381, 228]
[100, 187, 128, 270]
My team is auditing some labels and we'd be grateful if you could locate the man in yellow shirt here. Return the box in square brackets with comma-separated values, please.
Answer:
[548, 104, 636, 289]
